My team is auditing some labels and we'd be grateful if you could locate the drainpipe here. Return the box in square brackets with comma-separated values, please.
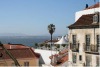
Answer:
[94, 28, 95, 45]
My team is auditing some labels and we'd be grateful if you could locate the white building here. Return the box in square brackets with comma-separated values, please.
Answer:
[67, 2, 100, 67]
[34, 49, 58, 66]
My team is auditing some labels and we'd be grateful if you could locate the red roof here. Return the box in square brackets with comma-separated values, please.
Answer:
[0, 48, 40, 59]
[68, 13, 99, 29]
[0, 44, 29, 49]
[85, 2, 100, 10]
[57, 55, 68, 65]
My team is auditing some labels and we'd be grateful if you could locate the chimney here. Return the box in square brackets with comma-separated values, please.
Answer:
[10, 45, 12, 49]
[85, 4, 88, 8]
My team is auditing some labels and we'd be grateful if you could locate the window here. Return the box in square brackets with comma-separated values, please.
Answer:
[72, 35, 76, 45]
[11, 63, 15, 66]
[79, 55, 82, 61]
[86, 35, 90, 46]
[96, 56, 99, 66]
[72, 53, 77, 63]
[24, 62, 29, 66]
[86, 55, 91, 66]
[97, 35, 100, 45]
[93, 13, 99, 23]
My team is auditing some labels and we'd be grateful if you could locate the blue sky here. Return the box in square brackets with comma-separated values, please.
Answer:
[0, 0, 97, 36]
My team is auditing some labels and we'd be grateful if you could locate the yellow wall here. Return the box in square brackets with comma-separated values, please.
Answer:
[0, 57, 39, 66]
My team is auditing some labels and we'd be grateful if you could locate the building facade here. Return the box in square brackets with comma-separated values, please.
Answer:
[67, 2, 100, 67]
[0, 44, 40, 66]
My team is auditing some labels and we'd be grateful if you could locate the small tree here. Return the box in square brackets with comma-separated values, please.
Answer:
[56, 44, 60, 50]
[62, 44, 66, 47]
[35, 43, 38, 48]
[40, 44, 44, 47]
[45, 44, 48, 48]
[48, 44, 50, 49]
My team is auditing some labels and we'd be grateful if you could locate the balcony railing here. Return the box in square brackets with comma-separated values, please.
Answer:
[84, 44, 99, 53]
[70, 43, 79, 52]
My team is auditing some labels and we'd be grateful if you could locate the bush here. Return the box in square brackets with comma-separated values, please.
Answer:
[35, 43, 38, 48]
[62, 44, 66, 47]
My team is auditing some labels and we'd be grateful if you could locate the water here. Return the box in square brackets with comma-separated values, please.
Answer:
[0, 36, 57, 47]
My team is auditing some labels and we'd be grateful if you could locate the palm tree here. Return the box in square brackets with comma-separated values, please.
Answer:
[48, 24, 55, 64]
[48, 24, 55, 49]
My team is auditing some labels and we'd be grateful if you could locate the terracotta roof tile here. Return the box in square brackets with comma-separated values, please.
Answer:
[68, 13, 99, 29]
[0, 45, 40, 59]
[0, 44, 29, 49]
[0, 48, 35, 59]
[85, 2, 100, 10]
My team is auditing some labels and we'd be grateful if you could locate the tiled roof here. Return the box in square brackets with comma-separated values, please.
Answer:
[85, 2, 100, 10]
[0, 44, 29, 49]
[50, 49, 68, 66]
[0, 48, 40, 59]
[59, 49, 68, 55]
[68, 13, 99, 29]
[56, 55, 68, 66]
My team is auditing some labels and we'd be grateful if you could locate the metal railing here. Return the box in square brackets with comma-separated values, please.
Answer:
[70, 43, 79, 52]
[84, 44, 99, 52]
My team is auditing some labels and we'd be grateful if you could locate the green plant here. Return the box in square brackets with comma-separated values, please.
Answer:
[35, 43, 38, 48]
[45, 44, 48, 48]
[56, 44, 60, 48]
[62, 44, 66, 47]
[47, 44, 50, 48]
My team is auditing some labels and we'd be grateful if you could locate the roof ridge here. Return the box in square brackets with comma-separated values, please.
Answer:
[0, 48, 30, 50]
[85, 2, 100, 10]
[29, 48, 40, 58]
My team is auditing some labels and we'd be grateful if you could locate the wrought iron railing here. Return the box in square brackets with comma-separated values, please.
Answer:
[70, 43, 79, 52]
[84, 44, 99, 53]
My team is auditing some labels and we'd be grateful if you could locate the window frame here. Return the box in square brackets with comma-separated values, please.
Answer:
[79, 55, 82, 61]
[72, 35, 77, 45]
[24, 61, 29, 66]
[85, 34, 90, 46]
[72, 53, 77, 63]
[96, 35, 100, 46]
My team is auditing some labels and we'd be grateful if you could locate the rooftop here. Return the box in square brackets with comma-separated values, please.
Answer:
[0, 48, 40, 59]
[0, 44, 40, 59]
[85, 2, 100, 10]
[68, 13, 99, 29]
[0, 44, 29, 49]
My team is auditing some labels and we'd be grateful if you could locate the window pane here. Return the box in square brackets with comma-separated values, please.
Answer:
[24, 62, 29, 66]
[11, 63, 15, 66]
[79, 55, 82, 61]
[96, 56, 99, 66]
[86, 55, 91, 66]
[72, 54, 77, 63]
[97, 35, 100, 45]
[93, 14, 98, 23]
[72, 35, 76, 45]
[86, 35, 90, 45]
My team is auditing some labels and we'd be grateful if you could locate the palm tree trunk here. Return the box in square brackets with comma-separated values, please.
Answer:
[51, 34, 52, 64]
[51, 34, 52, 50]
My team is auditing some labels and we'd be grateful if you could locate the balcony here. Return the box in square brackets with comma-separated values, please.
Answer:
[84, 44, 99, 54]
[70, 43, 79, 52]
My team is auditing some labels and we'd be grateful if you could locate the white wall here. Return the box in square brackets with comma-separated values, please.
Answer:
[68, 28, 100, 46]
[34, 49, 58, 65]
[75, 7, 100, 21]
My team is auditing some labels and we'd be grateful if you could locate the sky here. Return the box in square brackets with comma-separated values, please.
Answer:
[0, 0, 98, 36]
